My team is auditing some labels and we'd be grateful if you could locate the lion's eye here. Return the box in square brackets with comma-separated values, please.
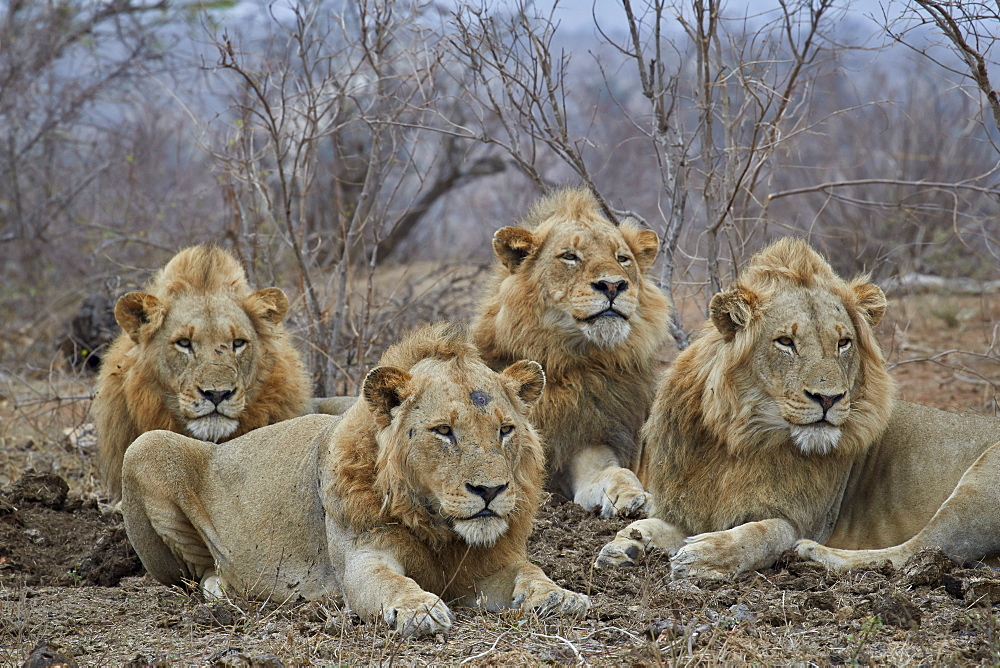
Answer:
[617, 254, 631, 265]
[838, 338, 852, 350]
[558, 251, 579, 262]
[233, 339, 247, 350]
[775, 336, 795, 350]
[432, 425, 453, 437]
[499, 424, 514, 438]
[175, 338, 193, 350]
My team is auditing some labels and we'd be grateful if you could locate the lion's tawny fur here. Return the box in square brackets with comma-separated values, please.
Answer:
[471, 188, 672, 492]
[326, 323, 545, 595]
[638, 238, 895, 537]
[121, 323, 587, 634]
[94, 245, 310, 500]
[599, 237, 1000, 577]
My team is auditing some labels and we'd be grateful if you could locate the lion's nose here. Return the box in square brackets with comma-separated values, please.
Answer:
[804, 390, 844, 413]
[591, 279, 628, 300]
[465, 483, 509, 505]
[200, 388, 234, 406]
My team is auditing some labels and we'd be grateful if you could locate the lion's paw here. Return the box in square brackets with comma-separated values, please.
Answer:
[600, 488, 652, 519]
[384, 592, 453, 637]
[594, 532, 646, 569]
[200, 571, 230, 600]
[669, 532, 739, 580]
[795, 539, 850, 570]
[576, 467, 652, 519]
[513, 580, 590, 617]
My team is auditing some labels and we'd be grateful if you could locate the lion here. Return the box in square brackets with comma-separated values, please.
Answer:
[93, 245, 311, 501]
[471, 188, 672, 518]
[596, 237, 1000, 578]
[120, 323, 589, 636]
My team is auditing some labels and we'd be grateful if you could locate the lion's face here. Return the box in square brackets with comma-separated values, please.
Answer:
[707, 259, 890, 458]
[364, 356, 545, 547]
[747, 287, 862, 455]
[492, 216, 660, 350]
[115, 287, 290, 442]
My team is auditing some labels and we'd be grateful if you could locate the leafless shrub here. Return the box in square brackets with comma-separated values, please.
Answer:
[208, 0, 503, 393]
[446, 0, 861, 345]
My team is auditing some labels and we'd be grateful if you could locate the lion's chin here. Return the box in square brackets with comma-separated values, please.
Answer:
[789, 423, 841, 455]
[186, 415, 240, 442]
[452, 517, 509, 547]
[580, 316, 631, 348]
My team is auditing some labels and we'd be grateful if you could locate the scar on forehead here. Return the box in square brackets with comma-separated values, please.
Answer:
[470, 391, 492, 408]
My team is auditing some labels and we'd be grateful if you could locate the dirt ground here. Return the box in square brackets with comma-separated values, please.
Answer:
[1, 292, 999, 666]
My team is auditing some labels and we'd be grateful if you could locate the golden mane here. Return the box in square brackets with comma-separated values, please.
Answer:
[647, 238, 895, 471]
[331, 323, 545, 557]
[471, 188, 671, 514]
[520, 187, 608, 231]
[151, 245, 252, 299]
[601, 237, 1000, 578]
[93, 245, 311, 500]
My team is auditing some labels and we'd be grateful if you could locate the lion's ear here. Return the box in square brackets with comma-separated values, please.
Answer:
[623, 223, 660, 272]
[709, 286, 760, 342]
[501, 360, 545, 406]
[245, 287, 290, 325]
[851, 280, 886, 326]
[363, 366, 412, 427]
[492, 227, 537, 272]
[115, 292, 166, 343]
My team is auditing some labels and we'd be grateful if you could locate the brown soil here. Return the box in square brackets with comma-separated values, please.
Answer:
[1, 293, 998, 666]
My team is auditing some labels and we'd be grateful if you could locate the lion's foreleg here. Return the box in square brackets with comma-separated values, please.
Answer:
[472, 561, 590, 616]
[569, 445, 651, 518]
[670, 518, 799, 579]
[340, 547, 453, 637]
[798, 441, 1000, 570]
[121, 431, 218, 589]
[594, 517, 687, 568]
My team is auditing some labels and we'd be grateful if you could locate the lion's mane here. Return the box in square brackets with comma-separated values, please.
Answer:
[94, 245, 311, 499]
[325, 323, 546, 597]
[639, 238, 896, 535]
[472, 188, 672, 480]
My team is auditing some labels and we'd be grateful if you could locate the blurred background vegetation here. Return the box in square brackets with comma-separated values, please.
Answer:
[1, 0, 998, 401]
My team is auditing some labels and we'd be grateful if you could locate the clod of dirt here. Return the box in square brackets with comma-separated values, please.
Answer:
[874, 590, 921, 629]
[804, 590, 838, 612]
[21, 641, 77, 668]
[940, 567, 1000, 606]
[899, 547, 955, 587]
[5, 471, 68, 509]
[192, 601, 240, 629]
[961, 573, 1000, 607]
[208, 648, 285, 668]
[75, 524, 142, 586]
[122, 654, 169, 668]
[0, 471, 136, 587]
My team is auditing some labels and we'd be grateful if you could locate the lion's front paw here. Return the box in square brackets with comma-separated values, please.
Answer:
[384, 592, 453, 637]
[601, 487, 652, 520]
[670, 532, 739, 580]
[513, 579, 590, 617]
[594, 532, 646, 569]
[795, 539, 850, 570]
[576, 467, 651, 519]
